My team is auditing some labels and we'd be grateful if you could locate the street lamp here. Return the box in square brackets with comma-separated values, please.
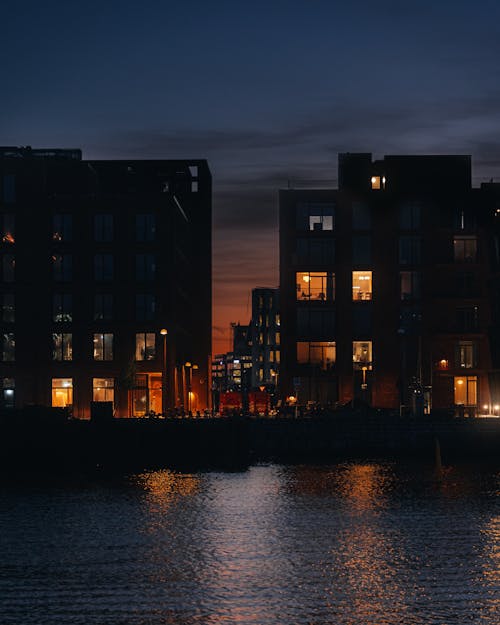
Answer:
[184, 361, 198, 414]
[160, 328, 168, 416]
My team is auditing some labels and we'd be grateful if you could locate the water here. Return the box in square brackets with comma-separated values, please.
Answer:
[1, 463, 499, 625]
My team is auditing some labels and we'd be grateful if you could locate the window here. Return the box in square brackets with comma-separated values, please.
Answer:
[1, 214, 15, 243]
[455, 341, 477, 369]
[2, 175, 15, 203]
[136, 214, 155, 242]
[94, 254, 114, 281]
[400, 271, 421, 300]
[296, 309, 335, 337]
[52, 333, 72, 361]
[352, 271, 372, 300]
[454, 376, 477, 406]
[94, 214, 114, 242]
[454, 236, 477, 262]
[295, 238, 335, 264]
[93, 333, 113, 361]
[2, 333, 14, 361]
[399, 236, 421, 264]
[52, 378, 73, 408]
[52, 214, 72, 242]
[93, 378, 115, 404]
[352, 202, 371, 229]
[53, 294, 72, 322]
[94, 294, 113, 321]
[296, 271, 335, 301]
[456, 306, 479, 331]
[352, 236, 371, 264]
[399, 202, 421, 230]
[1, 293, 14, 322]
[136, 294, 155, 321]
[353, 341, 372, 370]
[2, 254, 15, 281]
[297, 341, 336, 369]
[135, 332, 156, 360]
[296, 202, 334, 231]
[52, 254, 72, 281]
[136, 254, 155, 281]
[1, 377, 15, 409]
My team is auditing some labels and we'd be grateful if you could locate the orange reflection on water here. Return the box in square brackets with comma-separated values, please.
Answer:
[336, 463, 391, 512]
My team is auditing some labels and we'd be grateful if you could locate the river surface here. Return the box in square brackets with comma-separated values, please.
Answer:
[1, 462, 499, 625]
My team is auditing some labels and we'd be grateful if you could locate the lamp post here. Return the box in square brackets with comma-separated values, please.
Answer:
[184, 362, 198, 414]
[160, 328, 168, 416]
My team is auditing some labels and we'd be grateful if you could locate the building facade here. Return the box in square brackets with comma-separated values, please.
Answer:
[0, 146, 211, 417]
[250, 287, 280, 390]
[280, 153, 500, 414]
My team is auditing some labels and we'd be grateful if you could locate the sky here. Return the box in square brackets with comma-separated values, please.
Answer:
[3, 0, 500, 354]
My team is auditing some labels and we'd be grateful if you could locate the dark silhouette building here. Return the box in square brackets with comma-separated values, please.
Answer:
[280, 153, 500, 415]
[250, 287, 280, 390]
[0, 146, 211, 417]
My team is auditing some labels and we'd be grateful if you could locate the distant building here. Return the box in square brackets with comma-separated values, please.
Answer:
[0, 146, 211, 417]
[211, 323, 251, 409]
[280, 153, 500, 415]
[250, 287, 280, 390]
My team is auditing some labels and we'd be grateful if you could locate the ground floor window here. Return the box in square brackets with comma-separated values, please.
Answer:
[52, 378, 73, 408]
[130, 373, 162, 416]
[353, 341, 373, 369]
[454, 375, 477, 405]
[93, 377, 114, 404]
[2, 377, 14, 409]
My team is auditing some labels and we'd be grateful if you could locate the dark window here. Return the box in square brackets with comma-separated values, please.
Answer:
[136, 254, 155, 281]
[94, 294, 113, 321]
[295, 238, 335, 264]
[2, 175, 15, 203]
[94, 214, 114, 242]
[352, 202, 371, 229]
[2, 255, 15, 282]
[456, 306, 479, 331]
[455, 341, 477, 369]
[94, 254, 114, 281]
[399, 236, 421, 264]
[400, 271, 421, 300]
[52, 333, 72, 361]
[296, 308, 335, 338]
[136, 214, 155, 242]
[352, 306, 372, 335]
[1, 293, 14, 322]
[52, 254, 72, 281]
[53, 294, 72, 322]
[352, 235, 371, 265]
[53, 214, 72, 242]
[135, 294, 155, 321]
[2, 333, 15, 361]
[399, 202, 421, 230]
[453, 236, 477, 262]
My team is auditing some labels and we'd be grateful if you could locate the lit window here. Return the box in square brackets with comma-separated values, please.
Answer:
[454, 376, 477, 406]
[52, 333, 72, 361]
[453, 236, 477, 262]
[93, 378, 114, 404]
[296, 202, 334, 231]
[93, 333, 113, 361]
[52, 378, 73, 408]
[455, 341, 477, 369]
[2, 377, 15, 409]
[297, 341, 336, 369]
[135, 333, 156, 361]
[353, 341, 372, 370]
[296, 271, 335, 301]
[352, 271, 372, 300]
[371, 176, 380, 190]
[2, 333, 14, 361]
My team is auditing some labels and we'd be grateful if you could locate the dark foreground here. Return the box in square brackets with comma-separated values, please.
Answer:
[1, 407, 500, 472]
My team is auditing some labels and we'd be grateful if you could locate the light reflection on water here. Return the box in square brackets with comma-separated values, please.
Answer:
[1, 463, 499, 625]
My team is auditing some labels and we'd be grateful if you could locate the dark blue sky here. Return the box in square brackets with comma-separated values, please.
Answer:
[3, 0, 500, 352]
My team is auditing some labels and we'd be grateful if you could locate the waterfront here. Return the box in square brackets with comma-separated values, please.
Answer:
[1, 462, 499, 625]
